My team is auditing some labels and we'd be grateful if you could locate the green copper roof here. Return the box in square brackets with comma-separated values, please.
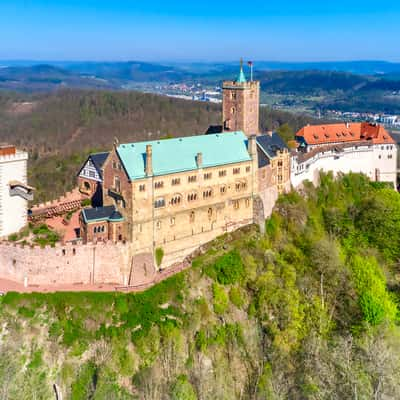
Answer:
[237, 66, 247, 83]
[117, 131, 251, 180]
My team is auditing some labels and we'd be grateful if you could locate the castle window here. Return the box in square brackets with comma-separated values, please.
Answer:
[278, 161, 283, 167]
[156, 221, 162, 230]
[190, 211, 195, 223]
[233, 167, 240, 175]
[155, 181, 164, 189]
[114, 176, 121, 193]
[245, 198, 250, 208]
[208, 208, 213, 219]
[73, 248, 76, 255]
[233, 200, 240, 210]
[235, 182, 241, 192]
[219, 170, 227, 177]
[171, 195, 181, 206]
[246, 166, 251, 173]
[139, 184, 146, 192]
[155, 198, 165, 208]
[188, 175, 197, 183]
[187, 192, 198, 202]
[203, 189, 212, 199]
[204, 172, 212, 180]
[231, 107, 236, 115]
[241, 180, 247, 190]
[101, 226, 105, 232]
[220, 185, 227, 195]
[170, 217, 175, 226]
[62, 249, 66, 256]
[278, 175, 283, 182]
[118, 163, 122, 171]
[231, 91, 237, 100]
[112, 161, 117, 169]
[172, 178, 181, 186]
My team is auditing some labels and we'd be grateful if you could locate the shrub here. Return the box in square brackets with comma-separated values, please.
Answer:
[229, 286, 245, 308]
[155, 247, 164, 268]
[350, 255, 397, 325]
[212, 283, 229, 315]
[208, 250, 244, 285]
[170, 374, 197, 400]
[81, 198, 91, 207]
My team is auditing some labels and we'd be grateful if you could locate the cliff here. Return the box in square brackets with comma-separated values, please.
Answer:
[0, 173, 400, 399]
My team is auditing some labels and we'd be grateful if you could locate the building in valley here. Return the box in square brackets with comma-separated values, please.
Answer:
[0, 144, 33, 238]
[291, 122, 397, 188]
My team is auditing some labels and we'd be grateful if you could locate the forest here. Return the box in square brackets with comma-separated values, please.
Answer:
[0, 172, 400, 399]
[0, 90, 316, 202]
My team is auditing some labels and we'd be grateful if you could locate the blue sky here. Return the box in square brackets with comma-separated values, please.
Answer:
[1, 0, 400, 61]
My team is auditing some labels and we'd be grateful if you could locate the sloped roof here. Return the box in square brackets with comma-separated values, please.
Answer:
[117, 131, 251, 180]
[82, 205, 123, 223]
[91, 152, 109, 172]
[296, 122, 395, 146]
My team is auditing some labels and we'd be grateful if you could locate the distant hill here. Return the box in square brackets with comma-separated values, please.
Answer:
[0, 64, 116, 92]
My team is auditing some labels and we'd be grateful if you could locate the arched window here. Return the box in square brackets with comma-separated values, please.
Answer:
[114, 176, 121, 193]
[171, 195, 181, 206]
[190, 211, 195, 223]
[208, 208, 213, 219]
[231, 107, 236, 115]
[84, 181, 91, 191]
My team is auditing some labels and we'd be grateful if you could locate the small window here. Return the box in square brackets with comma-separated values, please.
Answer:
[277, 161, 283, 167]
[114, 176, 121, 193]
[207, 208, 213, 219]
[112, 161, 117, 169]
[231, 107, 236, 115]
[170, 217, 175, 226]
[203, 189, 212, 199]
[245, 198, 250, 208]
[155, 181, 164, 189]
[246, 166, 251, 173]
[171, 195, 181, 205]
[220, 185, 227, 195]
[118, 163, 122, 171]
[172, 178, 181, 186]
[188, 175, 197, 183]
[187, 193, 198, 202]
[139, 184, 146, 192]
[204, 172, 212, 180]
[219, 170, 227, 177]
[190, 211, 195, 223]
[235, 182, 241, 192]
[155, 198, 165, 208]
[233, 167, 240, 175]
[101, 226, 105, 232]
[156, 221, 162, 230]
[233, 200, 240, 210]
[231, 91, 237, 100]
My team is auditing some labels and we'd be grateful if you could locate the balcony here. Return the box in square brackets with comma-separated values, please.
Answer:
[9, 181, 34, 201]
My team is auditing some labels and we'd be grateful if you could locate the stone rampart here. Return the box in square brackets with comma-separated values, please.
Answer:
[0, 240, 133, 287]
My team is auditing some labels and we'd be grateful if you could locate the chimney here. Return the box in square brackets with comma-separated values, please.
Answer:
[248, 135, 257, 157]
[145, 145, 153, 176]
[196, 152, 203, 168]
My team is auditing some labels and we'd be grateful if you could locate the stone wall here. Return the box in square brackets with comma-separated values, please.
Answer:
[0, 241, 135, 287]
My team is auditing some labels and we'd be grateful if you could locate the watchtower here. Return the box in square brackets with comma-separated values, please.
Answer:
[222, 60, 260, 137]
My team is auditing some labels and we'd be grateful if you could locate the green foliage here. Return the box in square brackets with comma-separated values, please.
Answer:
[155, 247, 164, 267]
[71, 361, 97, 400]
[229, 286, 245, 308]
[81, 198, 92, 207]
[206, 250, 244, 285]
[170, 375, 197, 400]
[212, 283, 229, 315]
[350, 255, 397, 325]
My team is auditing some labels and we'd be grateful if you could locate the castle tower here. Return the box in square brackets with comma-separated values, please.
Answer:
[222, 60, 260, 137]
[0, 144, 32, 237]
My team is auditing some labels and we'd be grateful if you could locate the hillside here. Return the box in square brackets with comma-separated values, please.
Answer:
[0, 90, 318, 202]
[1, 173, 400, 399]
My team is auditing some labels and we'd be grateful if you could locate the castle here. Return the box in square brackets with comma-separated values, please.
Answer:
[0, 63, 397, 290]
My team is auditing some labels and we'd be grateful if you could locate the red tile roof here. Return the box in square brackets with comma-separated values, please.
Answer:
[296, 122, 395, 146]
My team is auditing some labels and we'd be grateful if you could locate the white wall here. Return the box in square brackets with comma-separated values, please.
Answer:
[0, 151, 28, 237]
[291, 144, 397, 188]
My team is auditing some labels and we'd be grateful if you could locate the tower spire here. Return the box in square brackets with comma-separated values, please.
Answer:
[237, 58, 247, 83]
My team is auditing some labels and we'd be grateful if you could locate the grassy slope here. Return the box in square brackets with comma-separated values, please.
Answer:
[1, 173, 400, 399]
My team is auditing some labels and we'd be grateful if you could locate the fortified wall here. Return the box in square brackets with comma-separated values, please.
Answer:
[0, 240, 135, 287]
